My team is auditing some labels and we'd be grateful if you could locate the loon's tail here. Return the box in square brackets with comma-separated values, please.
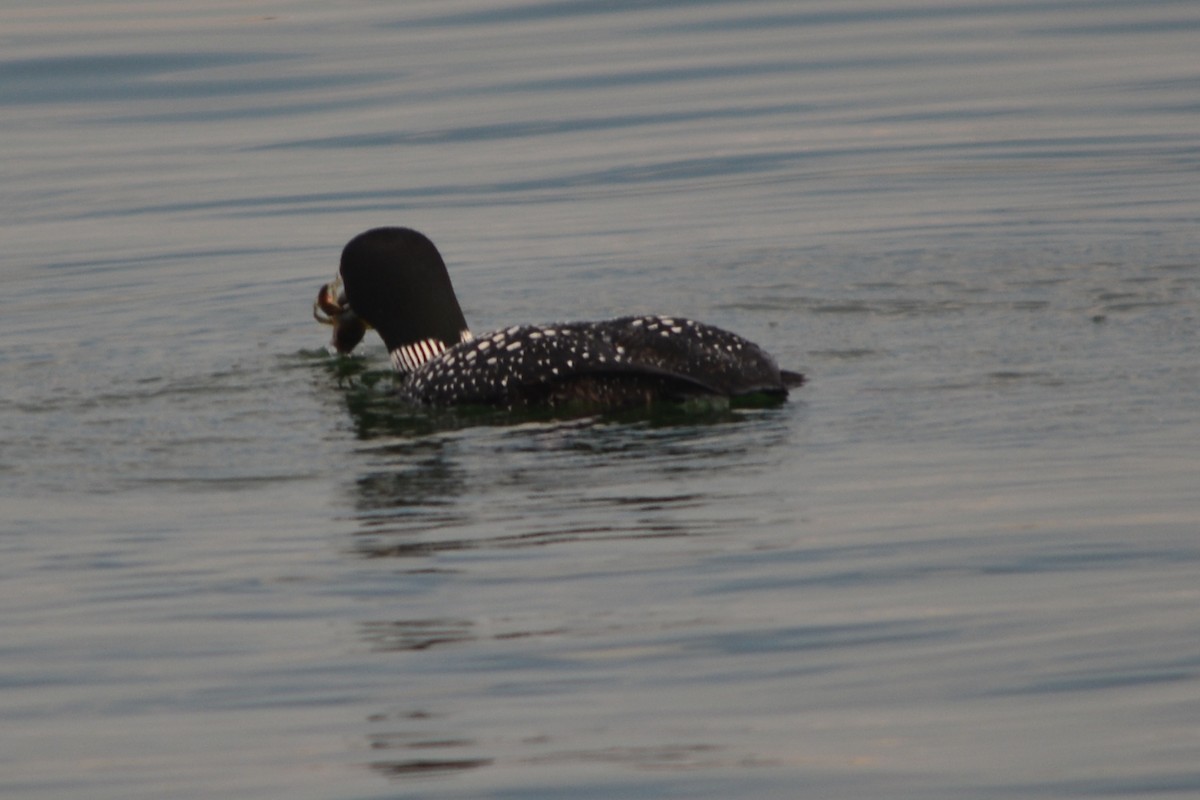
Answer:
[781, 370, 806, 389]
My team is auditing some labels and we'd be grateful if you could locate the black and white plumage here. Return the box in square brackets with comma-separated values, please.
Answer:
[314, 227, 804, 410]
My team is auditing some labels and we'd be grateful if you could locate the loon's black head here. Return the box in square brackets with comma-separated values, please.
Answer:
[335, 227, 471, 358]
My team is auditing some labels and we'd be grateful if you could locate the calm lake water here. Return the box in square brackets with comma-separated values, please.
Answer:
[3, 1, 1198, 798]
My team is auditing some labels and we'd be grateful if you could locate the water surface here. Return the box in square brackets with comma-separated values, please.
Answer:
[2, 1, 1198, 798]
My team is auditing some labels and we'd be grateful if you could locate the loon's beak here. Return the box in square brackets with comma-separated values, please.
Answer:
[313, 275, 369, 353]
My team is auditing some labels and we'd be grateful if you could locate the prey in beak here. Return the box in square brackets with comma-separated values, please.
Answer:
[313, 275, 368, 354]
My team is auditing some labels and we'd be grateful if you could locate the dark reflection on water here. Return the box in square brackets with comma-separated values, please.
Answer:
[366, 711, 493, 779]
[351, 519, 698, 559]
[370, 757, 494, 778]
[360, 619, 477, 652]
[324, 363, 795, 559]
[363, 694, 495, 780]
[340, 411, 783, 558]
[320, 363, 802, 782]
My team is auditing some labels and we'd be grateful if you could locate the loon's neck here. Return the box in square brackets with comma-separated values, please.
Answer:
[389, 328, 474, 374]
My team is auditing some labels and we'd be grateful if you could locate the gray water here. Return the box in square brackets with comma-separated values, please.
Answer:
[3, 2, 1198, 798]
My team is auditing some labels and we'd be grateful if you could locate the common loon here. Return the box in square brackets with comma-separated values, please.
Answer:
[314, 227, 804, 409]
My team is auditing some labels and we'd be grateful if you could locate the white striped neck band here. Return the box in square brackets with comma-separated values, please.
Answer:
[389, 329, 473, 374]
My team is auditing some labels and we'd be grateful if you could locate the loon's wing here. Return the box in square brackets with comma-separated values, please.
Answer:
[606, 316, 794, 398]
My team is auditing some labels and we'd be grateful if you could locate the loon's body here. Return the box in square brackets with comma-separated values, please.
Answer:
[314, 227, 804, 410]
